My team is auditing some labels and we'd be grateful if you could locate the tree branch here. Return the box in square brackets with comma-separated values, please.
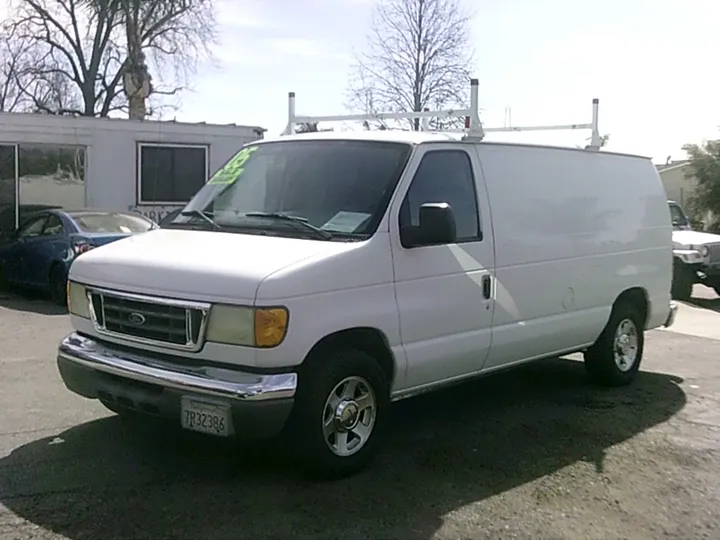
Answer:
[347, 0, 475, 131]
[2, 0, 216, 117]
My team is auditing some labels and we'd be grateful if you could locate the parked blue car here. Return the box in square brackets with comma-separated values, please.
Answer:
[0, 209, 157, 305]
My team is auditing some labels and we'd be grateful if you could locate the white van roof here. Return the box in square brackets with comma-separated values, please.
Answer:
[257, 130, 651, 161]
[262, 130, 463, 145]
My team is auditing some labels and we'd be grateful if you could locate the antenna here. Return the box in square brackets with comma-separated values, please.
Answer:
[282, 81, 602, 150]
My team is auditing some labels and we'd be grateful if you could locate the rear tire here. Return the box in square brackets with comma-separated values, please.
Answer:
[285, 347, 390, 479]
[584, 302, 644, 387]
[671, 260, 693, 301]
[49, 264, 67, 306]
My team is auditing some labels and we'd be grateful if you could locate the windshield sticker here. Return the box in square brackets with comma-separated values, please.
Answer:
[320, 211, 371, 233]
[208, 146, 259, 185]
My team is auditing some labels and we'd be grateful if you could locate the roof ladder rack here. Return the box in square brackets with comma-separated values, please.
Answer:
[282, 79, 603, 150]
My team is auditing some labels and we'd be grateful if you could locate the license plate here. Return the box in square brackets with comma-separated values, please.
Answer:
[180, 397, 233, 437]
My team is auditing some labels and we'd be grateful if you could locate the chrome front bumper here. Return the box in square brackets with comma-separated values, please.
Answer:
[664, 301, 678, 328]
[57, 332, 297, 402]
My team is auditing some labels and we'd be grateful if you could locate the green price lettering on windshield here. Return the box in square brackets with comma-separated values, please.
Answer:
[208, 145, 259, 185]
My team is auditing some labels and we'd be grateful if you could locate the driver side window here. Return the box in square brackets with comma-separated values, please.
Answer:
[399, 149, 482, 243]
[18, 216, 47, 239]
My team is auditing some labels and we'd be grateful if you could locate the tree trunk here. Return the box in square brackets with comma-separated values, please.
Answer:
[128, 94, 147, 120]
[123, 2, 151, 120]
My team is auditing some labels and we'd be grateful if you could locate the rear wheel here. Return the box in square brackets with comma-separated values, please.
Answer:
[584, 302, 644, 387]
[49, 264, 67, 306]
[285, 347, 390, 479]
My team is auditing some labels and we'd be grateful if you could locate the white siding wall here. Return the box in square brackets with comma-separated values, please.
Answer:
[0, 113, 263, 222]
[658, 164, 694, 207]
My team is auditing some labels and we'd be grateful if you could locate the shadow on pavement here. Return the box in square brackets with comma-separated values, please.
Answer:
[0, 357, 686, 540]
[688, 296, 720, 314]
[0, 288, 66, 316]
[686, 284, 720, 313]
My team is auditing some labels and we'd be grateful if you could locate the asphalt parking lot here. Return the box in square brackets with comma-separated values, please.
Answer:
[0, 288, 719, 540]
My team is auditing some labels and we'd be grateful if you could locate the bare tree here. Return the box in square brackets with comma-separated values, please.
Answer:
[0, 24, 30, 112]
[114, 0, 217, 119]
[2, 0, 216, 118]
[347, 0, 475, 131]
[295, 122, 334, 133]
[296, 122, 319, 133]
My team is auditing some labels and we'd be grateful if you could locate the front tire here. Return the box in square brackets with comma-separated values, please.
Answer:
[286, 348, 390, 479]
[584, 302, 644, 387]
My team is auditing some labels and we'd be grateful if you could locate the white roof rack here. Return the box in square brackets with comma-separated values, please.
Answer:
[282, 79, 604, 151]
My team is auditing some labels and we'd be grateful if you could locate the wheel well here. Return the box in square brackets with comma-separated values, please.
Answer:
[304, 327, 396, 385]
[614, 287, 649, 327]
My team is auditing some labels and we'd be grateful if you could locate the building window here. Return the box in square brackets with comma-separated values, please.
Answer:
[18, 142, 86, 216]
[137, 144, 208, 204]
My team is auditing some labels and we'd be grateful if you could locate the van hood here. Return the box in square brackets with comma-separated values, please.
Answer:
[69, 229, 352, 303]
[672, 229, 720, 247]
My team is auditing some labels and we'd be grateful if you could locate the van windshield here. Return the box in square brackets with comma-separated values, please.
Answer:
[170, 140, 412, 240]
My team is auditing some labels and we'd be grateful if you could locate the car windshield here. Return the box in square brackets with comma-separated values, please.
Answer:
[169, 140, 413, 240]
[71, 212, 154, 234]
[668, 202, 690, 229]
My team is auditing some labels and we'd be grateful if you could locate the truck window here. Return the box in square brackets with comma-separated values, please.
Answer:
[668, 202, 690, 228]
[399, 150, 481, 242]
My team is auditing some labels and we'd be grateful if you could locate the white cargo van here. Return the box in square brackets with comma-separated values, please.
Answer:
[57, 82, 677, 477]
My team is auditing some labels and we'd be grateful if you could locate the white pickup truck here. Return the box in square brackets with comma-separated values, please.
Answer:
[669, 200, 720, 300]
[56, 103, 676, 478]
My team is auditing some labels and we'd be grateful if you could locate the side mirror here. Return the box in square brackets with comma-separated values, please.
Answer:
[401, 202, 457, 248]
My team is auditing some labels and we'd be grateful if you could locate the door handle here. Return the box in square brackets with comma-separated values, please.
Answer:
[482, 275, 492, 299]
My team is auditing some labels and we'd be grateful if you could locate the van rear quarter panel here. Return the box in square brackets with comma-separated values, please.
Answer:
[475, 143, 671, 368]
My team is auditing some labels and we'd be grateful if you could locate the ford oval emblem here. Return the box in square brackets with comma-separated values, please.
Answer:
[127, 312, 146, 326]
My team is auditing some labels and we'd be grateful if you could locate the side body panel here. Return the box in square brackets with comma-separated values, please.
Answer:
[476, 143, 672, 370]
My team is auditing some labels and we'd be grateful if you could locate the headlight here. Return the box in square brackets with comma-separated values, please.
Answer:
[67, 281, 91, 318]
[699, 245, 710, 257]
[206, 305, 289, 348]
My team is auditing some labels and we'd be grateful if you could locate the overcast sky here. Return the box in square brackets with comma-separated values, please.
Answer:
[161, 0, 718, 162]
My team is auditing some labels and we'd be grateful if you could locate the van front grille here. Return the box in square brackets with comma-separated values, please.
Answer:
[88, 288, 209, 351]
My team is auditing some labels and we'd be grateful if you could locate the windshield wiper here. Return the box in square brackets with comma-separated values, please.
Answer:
[181, 209, 220, 230]
[244, 212, 333, 240]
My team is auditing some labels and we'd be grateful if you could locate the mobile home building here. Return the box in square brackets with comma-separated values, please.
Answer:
[0, 112, 264, 235]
